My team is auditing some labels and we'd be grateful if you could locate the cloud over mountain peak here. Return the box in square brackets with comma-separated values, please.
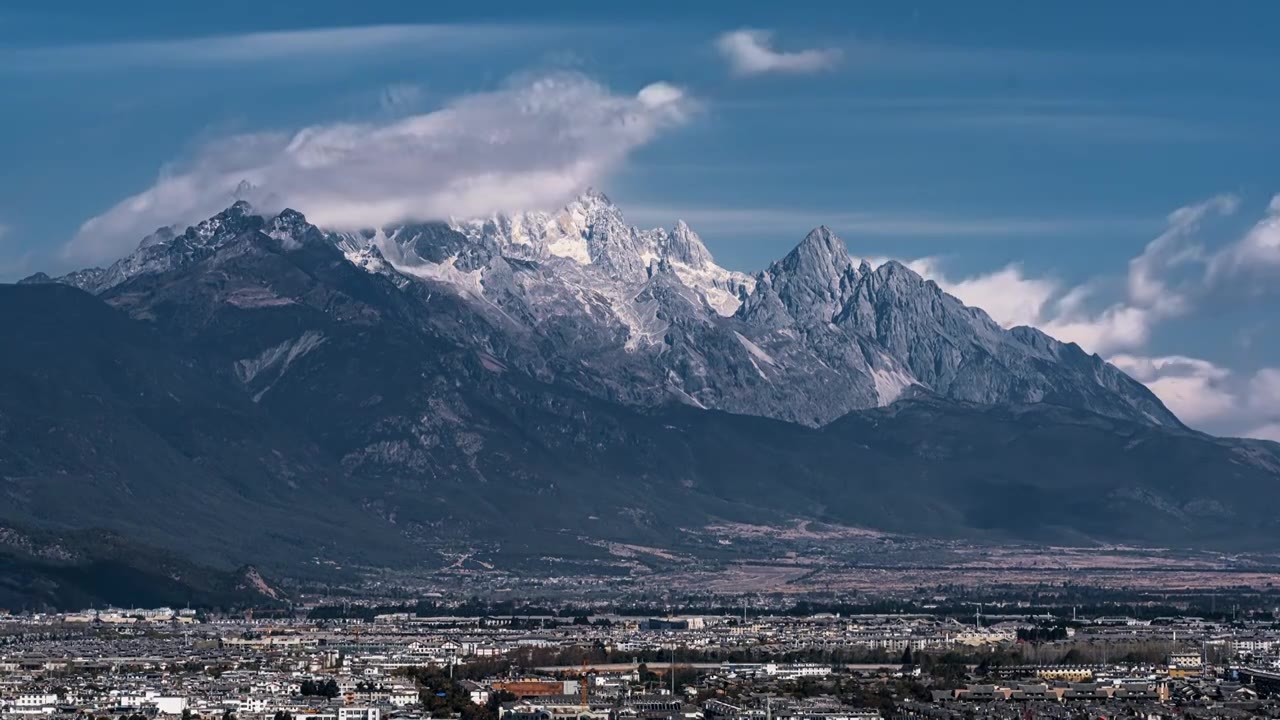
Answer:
[64, 73, 693, 265]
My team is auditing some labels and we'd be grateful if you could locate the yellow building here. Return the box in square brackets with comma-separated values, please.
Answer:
[1036, 666, 1095, 682]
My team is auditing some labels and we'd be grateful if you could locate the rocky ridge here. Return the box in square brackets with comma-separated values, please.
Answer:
[29, 192, 1178, 429]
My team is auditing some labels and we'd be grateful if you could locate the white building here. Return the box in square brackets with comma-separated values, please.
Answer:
[765, 663, 833, 680]
[1232, 639, 1276, 655]
[339, 707, 381, 720]
[153, 697, 189, 716]
[15, 694, 57, 709]
[389, 691, 419, 707]
[951, 629, 1016, 646]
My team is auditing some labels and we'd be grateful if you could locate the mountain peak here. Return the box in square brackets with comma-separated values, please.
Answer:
[739, 225, 859, 326]
[188, 200, 263, 245]
[26, 190, 1186, 453]
[779, 225, 854, 283]
[664, 219, 714, 267]
[578, 187, 615, 208]
[267, 208, 320, 248]
[270, 207, 309, 234]
[17, 272, 52, 285]
[803, 224, 840, 245]
[138, 225, 178, 250]
[779, 225, 852, 275]
[872, 258, 923, 284]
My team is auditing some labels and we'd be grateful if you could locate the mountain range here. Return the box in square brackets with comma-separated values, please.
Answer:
[6, 191, 1279, 606]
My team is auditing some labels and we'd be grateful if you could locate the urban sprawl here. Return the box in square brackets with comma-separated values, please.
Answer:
[7, 601, 1280, 720]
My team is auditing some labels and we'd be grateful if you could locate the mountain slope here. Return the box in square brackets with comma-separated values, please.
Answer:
[6, 197, 1276, 596]
[3, 277, 1274, 560]
[35, 194, 1178, 430]
[0, 522, 286, 611]
[0, 283, 406, 570]
[369, 194, 1179, 428]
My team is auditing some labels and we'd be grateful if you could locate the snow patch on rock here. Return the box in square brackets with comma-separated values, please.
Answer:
[234, 331, 326, 387]
[734, 331, 777, 367]
[871, 365, 917, 406]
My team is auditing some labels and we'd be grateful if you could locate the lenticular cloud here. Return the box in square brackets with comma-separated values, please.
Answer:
[65, 73, 692, 265]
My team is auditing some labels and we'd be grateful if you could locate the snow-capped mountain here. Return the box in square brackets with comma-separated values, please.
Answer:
[29, 191, 1179, 429]
[447, 190, 754, 316]
[27, 201, 313, 295]
[12, 193, 1280, 580]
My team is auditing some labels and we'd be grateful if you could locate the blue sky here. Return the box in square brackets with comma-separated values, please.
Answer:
[2, 0, 1278, 439]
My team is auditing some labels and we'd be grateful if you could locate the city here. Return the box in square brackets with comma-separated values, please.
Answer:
[6, 591, 1280, 719]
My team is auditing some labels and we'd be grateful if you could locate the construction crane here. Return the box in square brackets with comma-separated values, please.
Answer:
[965, 602, 982, 629]
[579, 659, 589, 708]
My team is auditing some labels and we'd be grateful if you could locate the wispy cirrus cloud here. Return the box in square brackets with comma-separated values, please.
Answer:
[715, 29, 841, 76]
[65, 73, 694, 264]
[624, 205, 1149, 241]
[2, 23, 547, 72]
[716, 94, 1226, 144]
[918, 109, 1224, 143]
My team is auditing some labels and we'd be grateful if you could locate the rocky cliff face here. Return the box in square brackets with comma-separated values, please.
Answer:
[32, 192, 1179, 429]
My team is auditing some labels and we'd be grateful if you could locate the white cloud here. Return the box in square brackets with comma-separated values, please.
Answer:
[64, 73, 694, 264]
[1106, 355, 1280, 437]
[1109, 354, 1236, 425]
[1035, 194, 1235, 353]
[901, 196, 1280, 437]
[1207, 193, 1280, 289]
[1249, 368, 1280, 412]
[715, 29, 841, 76]
[1040, 305, 1156, 354]
[798, 192, 1269, 376]
[637, 82, 685, 108]
[911, 195, 1240, 356]
[903, 259, 1149, 352]
[1127, 194, 1238, 314]
[907, 259, 1058, 329]
[1045, 194, 1280, 355]
[5, 24, 539, 71]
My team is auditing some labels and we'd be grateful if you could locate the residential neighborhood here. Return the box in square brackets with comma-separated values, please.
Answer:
[5, 604, 1280, 719]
